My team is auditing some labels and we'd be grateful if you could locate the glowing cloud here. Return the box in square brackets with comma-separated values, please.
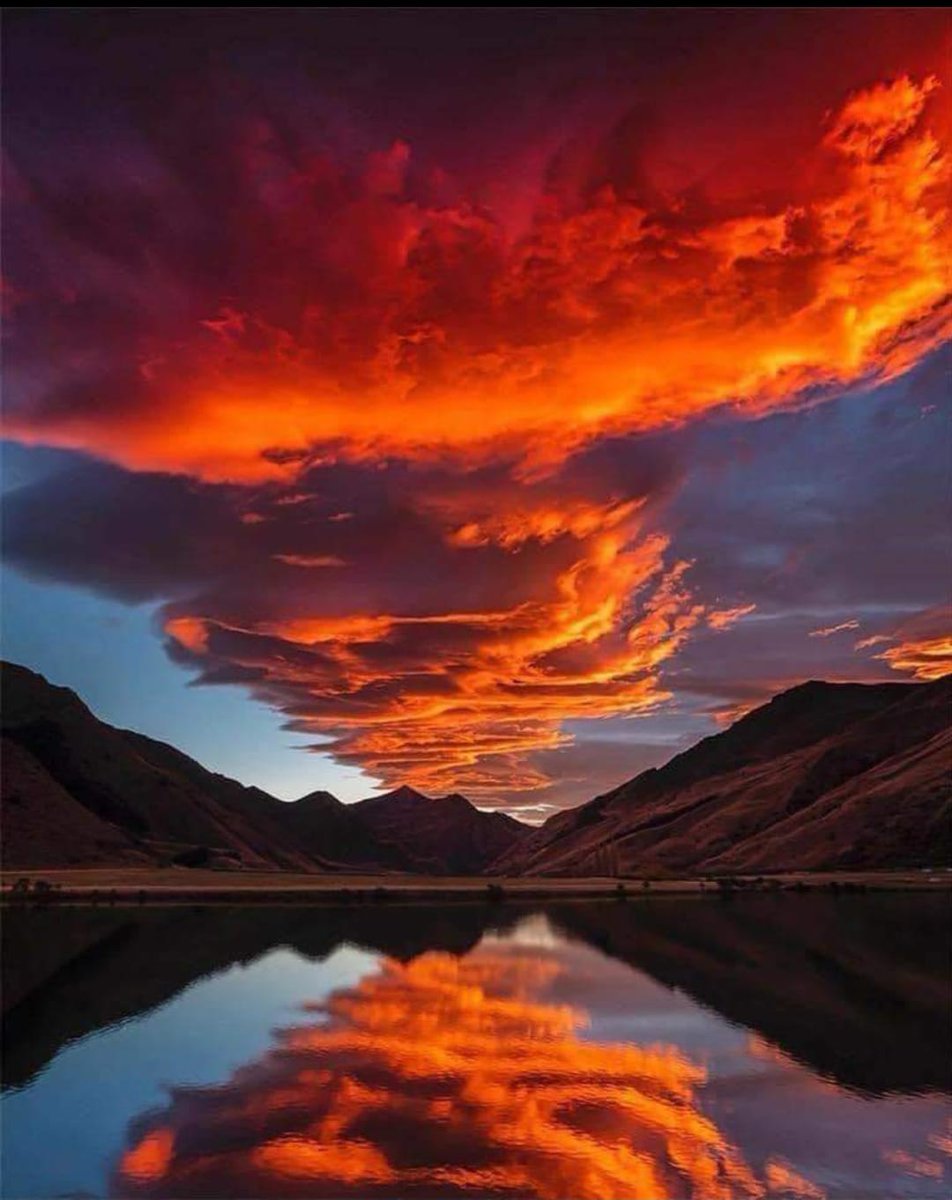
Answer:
[708, 604, 757, 632]
[878, 636, 952, 681]
[4, 78, 949, 483]
[855, 605, 952, 681]
[4, 13, 950, 805]
[163, 519, 709, 796]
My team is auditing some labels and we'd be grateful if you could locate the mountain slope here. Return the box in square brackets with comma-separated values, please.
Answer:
[4, 662, 945, 876]
[121, 730, 413, 872]
[493, 676, 952, 875]
[0, 736, 150, 869]
[0, 662, 411, 872]
[351, 785, 529, 874]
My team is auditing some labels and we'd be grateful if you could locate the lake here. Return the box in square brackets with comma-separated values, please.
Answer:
[2, 894, 950, 1199]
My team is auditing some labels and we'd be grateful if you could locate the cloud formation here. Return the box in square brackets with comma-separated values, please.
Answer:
[856, 606, 952, 681]
[809, 620, 860, 640]
[5, 76, 949, 483]
[3, 10, 950, 805]
[4, 448, 708, 796]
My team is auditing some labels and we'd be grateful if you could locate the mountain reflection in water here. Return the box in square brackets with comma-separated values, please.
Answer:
[2, 895, 951, 1200]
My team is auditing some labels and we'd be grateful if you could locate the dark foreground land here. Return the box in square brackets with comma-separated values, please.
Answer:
[2, 866, 949, 905]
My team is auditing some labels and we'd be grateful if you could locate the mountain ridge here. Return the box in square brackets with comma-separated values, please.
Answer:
[492, 675, 952, 875]
[352, 785, 529, 874]
[2, 662, 948, 875]
[0, 662, 527, 874]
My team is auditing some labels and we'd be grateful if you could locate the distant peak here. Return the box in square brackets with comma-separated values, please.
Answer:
[765, 677, 912, 710]
[367, 785, 476, 807]
[2, 659, 93, 726]
[759, 679, 830, 709]
[292, 789, 341, 807]
[377, 784, 429, 803]
[440, 792, 475, 810]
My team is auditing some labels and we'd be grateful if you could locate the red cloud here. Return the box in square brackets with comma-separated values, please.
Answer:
[4, 48, 950, 802]
[5, 78, 950, 484]
[164, 515, 707, 797]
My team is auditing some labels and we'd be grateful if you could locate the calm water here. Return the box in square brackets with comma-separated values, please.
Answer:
[1, 895, 950, 1199]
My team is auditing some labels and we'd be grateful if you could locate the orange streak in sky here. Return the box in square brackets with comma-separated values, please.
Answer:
[878, 636, 952, 681]
[855, 605, 952, 682]
[119, 1129, 176, 1184]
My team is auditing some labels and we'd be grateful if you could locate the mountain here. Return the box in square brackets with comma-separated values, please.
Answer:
[0, 661, 528, 874]
[492, 676, 952, 876]
[0, 662, 412, 872]
[351, 785, 529, 874]
[4, 662, 947, 876]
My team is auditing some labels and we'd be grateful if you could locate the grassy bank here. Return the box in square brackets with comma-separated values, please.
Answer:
[2, 866, 949, 905]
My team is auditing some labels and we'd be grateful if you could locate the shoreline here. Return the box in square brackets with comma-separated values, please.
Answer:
[2, 867, 949, 905]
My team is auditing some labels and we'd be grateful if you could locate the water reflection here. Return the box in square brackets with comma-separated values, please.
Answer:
[2, 895, 950, 1199]
[552, 893, 952, 1095]
[5, 895, 949, 1098]
[116, 946, 764, 1199]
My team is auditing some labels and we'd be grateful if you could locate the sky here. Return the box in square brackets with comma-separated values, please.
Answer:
[2, 9, 950, 817]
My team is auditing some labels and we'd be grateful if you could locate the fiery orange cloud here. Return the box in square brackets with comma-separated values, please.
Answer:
[854, 605, 952, 681]
[5, 56, 950, 804]
[707, 604, 756, 632]
[164, 616, 211, 657]
[5, 77, 949, 484]
[878, 636, 952, 681]
[159, 477, 763, 796]
[114, 947, 814, 1199]
[163, 510, 732, 795]
[119, 1129, 176, 1184]
[763, 1159, 827, 1199]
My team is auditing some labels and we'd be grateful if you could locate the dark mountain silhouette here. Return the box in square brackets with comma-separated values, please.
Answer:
[493, 676, 952, 876]
[4, 664, 949, 877]
[351, 785, 529, 874]
[0, 663, 527, 873]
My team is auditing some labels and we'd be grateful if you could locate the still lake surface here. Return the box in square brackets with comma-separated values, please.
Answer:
[2, 894, 950, 1199]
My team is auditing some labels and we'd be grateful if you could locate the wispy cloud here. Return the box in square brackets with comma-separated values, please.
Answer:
[809, 619, 860, 639]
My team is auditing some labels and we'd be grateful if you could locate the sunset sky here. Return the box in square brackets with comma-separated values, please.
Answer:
[3, 9, 950, 818]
